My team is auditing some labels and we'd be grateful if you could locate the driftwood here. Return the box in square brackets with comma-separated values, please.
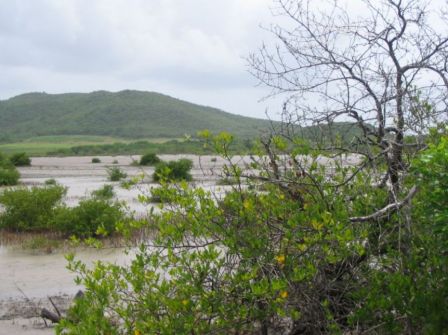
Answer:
[41, 308, 61, 323]
[40, 290, 84, 324]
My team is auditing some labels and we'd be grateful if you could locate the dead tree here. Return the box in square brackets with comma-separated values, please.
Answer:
[248, 2, 447, 332]
[250, 0, 448, 203]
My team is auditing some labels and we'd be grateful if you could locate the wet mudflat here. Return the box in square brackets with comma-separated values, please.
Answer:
[0, 155, 233, 334]
[0, 154, 359, 333]
[19, 155, 229, 213]
[0, 247, 131, 334]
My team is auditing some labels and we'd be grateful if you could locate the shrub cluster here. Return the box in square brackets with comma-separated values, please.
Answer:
[139, 153, 160, 166]
[0, 184, 127, 238]
[0, 153, 20, 186]
[107, 167, 127, 181]
[0, 185, 66, 231]
[91, 157, 101, 163]
[9, 152, 31, 166]
[52, 198, 125, 238]
[57, 131, 448, 335]
[91, 184, 115, 200]
[153, 158, 193, 182]
[45, 178, 57, 185]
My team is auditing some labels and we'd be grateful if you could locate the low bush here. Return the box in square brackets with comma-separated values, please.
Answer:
[107, 167, 127, 181]
[0, 153, 20, 186]
[139, 153, 160, 166]
[52, 199, 126, 238]
[91, 157, 101, 163]
[0, 185, 66, 231]
[0, 182, 127, 238]
[45, 178, 58, 185]
[91, 184, 114, 200]
[0, 167, 20, 186]
[153, 158, 193, 182]
[9, 152, 31, 166]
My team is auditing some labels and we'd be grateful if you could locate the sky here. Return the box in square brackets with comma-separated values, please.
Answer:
[1, 0, 446, 122]
[0, 0, 282, 120]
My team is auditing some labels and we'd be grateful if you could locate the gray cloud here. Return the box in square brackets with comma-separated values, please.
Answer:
[0, 0, 279, 119]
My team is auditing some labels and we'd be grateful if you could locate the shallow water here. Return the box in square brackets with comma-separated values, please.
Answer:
[15, 155, 230, 214]
[0, 154, 360, 308]
[0, 246, 131, 300]
[0, 245, 134, 334]
[0, 155, 234, 302]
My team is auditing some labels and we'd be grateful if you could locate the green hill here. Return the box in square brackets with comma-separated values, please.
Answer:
[0, 90, 274, 142]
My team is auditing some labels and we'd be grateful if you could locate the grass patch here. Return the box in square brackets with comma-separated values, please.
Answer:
[0, 135, 180, 156]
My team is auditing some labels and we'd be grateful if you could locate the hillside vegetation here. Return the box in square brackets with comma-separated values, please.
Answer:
[0, 90, 365, 155]
[0, 90, 272, 141]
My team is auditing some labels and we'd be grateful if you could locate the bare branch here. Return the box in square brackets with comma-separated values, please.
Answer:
[349, 185, 418, 222]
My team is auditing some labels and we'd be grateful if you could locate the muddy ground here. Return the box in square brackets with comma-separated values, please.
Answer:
[0, 155, 237, 334]
[0, 295, 70, 334]
[0, 154, 359, 334]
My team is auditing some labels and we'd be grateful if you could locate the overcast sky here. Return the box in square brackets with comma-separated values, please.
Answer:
[1, 0, 446, 121]
[0, 0, 284, 119]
